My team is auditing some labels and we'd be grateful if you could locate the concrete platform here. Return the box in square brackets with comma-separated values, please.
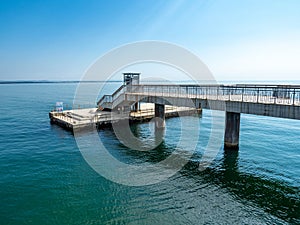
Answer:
[49, 103, 201, 131]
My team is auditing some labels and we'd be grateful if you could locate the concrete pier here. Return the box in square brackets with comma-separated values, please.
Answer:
[54, 76, 300, 150]
[224, 112, 241, 150]
[49, 104, 197, 132]
[154, 103, 165, 128]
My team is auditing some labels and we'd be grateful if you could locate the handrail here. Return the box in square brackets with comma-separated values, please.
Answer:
[97, 95, 111, 104]
[98, 84, 300, 108]
[97, 85, 126, 106]
[125, 84, 300, 106]
[129, 84, 300, 89]
[112, 85, 125, 100]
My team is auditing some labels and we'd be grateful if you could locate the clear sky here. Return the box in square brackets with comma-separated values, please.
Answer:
[0, 0, 300, 81]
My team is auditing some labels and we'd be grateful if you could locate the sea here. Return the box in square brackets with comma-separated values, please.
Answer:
[0, 81, 299, 225]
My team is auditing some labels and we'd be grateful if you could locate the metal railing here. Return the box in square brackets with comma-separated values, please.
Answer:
[51, 103, 97, 112]
[97, 85, 125, 106]
[98, 84, 300, 107]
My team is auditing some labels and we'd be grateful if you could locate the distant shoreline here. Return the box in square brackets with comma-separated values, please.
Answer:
[1, 80, 300, 85]
[0, 80, 122, 84]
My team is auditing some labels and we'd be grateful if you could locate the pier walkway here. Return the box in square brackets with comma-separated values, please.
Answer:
[97, 83, 300, 149]
[49, 72, 300, 150]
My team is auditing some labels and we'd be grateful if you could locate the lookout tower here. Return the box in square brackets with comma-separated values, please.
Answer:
[123, 72, 140, 86]
[123, 72, 140, 111]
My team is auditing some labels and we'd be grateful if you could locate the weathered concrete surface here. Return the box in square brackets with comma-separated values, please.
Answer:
[224, 112, 240, 150]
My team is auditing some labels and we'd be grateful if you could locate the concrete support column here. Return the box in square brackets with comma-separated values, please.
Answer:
[154, 104, 165, 128]
[197, 102, 203, 115]
[224, 112, 240, 150]
[132, 102, 139, 112]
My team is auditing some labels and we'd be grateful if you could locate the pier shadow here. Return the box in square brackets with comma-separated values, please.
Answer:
[82, 121, 172, 164]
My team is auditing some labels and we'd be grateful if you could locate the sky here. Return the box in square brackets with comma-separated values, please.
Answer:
[0, 0, 300, 81]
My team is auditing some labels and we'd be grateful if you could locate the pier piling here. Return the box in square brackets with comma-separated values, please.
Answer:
[224, 112, 241, 150]
[154, 104, 165, 129]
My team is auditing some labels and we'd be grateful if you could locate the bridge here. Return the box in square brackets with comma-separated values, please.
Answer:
[97, 74, 300, 150]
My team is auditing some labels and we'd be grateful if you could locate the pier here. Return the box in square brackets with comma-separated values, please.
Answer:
[49, 104, 200, 131]
[50, 73, 300, 150]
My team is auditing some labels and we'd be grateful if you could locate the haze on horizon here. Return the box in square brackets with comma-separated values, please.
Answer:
[0, 0, 300, 82]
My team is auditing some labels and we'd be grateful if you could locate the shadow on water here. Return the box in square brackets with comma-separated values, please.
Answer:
[98, 121, 174, 164]
[183, 150, 300, 224]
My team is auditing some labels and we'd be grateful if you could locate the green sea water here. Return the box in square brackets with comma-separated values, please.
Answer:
[0, 83, 299, 224]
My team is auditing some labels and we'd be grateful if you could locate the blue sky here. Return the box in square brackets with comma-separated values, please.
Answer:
[0, 0, 300, 81]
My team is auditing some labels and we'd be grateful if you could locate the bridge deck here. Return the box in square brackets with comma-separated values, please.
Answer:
[97, 84, 300, 120]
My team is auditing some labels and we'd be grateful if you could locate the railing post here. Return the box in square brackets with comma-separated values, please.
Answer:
[186, 86, 188, 98]
[293, 88, 296, 105]
[242, 87, 244, 102]
[257, 88, 259, 103]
